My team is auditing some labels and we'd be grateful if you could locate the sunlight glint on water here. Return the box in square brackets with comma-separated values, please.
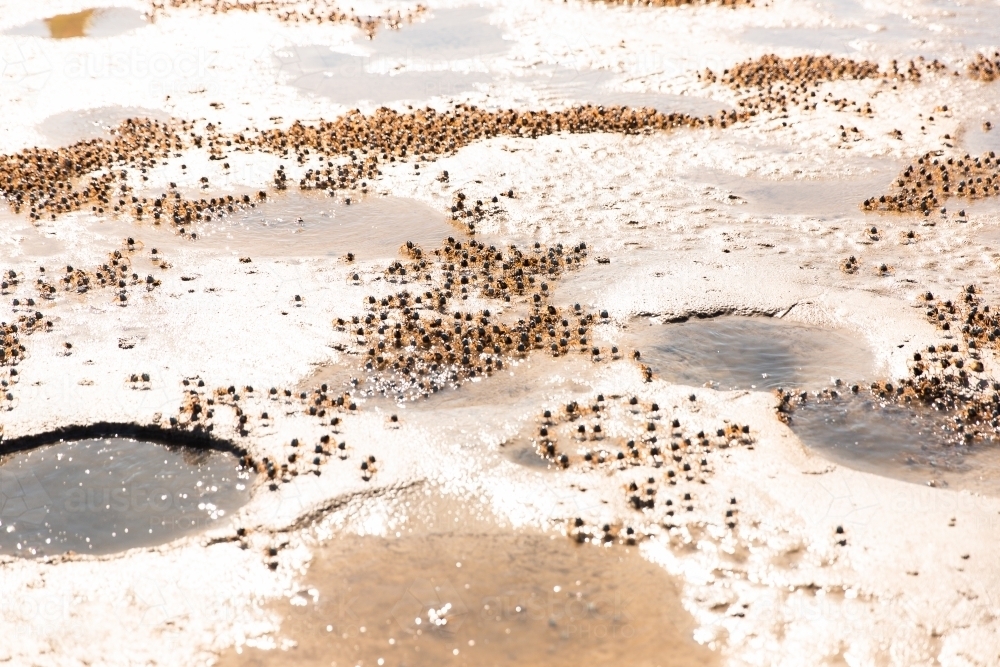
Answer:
[0, 438, 254, 557]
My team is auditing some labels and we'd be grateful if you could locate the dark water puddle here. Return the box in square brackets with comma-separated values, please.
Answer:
[190, 192, 455, 260]
[0, 438, 254, 557]
[789, 392, 1000, 494]
[219, 494, 716, 667]
[7, 8, 147, 39]
[279, 7, 504, 104]
[628, 316, 874, 391]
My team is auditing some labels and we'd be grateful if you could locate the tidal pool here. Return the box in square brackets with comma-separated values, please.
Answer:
[790, 392, 1000, 494]
[0, 437, 254, 557]
[627, 316, 874, 391]
[220, 494, 716, 667]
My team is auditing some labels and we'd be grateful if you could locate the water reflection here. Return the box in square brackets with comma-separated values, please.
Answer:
[791, 392, 1000, 494]
[627, 316, 874, 391]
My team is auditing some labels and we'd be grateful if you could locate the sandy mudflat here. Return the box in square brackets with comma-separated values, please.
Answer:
[3, 0, 1000, 665]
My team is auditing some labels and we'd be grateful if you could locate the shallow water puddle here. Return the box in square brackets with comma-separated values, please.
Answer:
[280, 46, 492, 104]
[373, 354, 601, 467]
[7, 8, 147, 39]
[191, 192, 455, 259]
[373, 6, 509, 60]
[961, 120, 1000, 158]
[628, 316, 874, 391]
[686, 165, 900, 219]
[280, 6, 721, 115]
[222, 497, 715, 667]
[0, 438, 254, 557]
[399, 353, 597, 412]
[527, 67, 729, 117]
[0, 203, 65, 258]
[279, 7, 503, 104]
[789, 392, 1000, 494]
[741, 0, 1000, 55]
[37, 106, 172, 147]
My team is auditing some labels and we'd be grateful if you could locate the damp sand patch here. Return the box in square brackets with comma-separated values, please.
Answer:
[218, 494, 716, 667]
[0, 437, 254, 558]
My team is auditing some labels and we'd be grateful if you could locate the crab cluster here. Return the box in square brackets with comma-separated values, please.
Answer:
[549, 394, 752, 546]
[863, 151, 1000, 213]
[338, 236, 596, 397]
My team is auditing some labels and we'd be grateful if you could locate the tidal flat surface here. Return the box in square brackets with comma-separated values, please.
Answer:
[4, 0, 1000, 665]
